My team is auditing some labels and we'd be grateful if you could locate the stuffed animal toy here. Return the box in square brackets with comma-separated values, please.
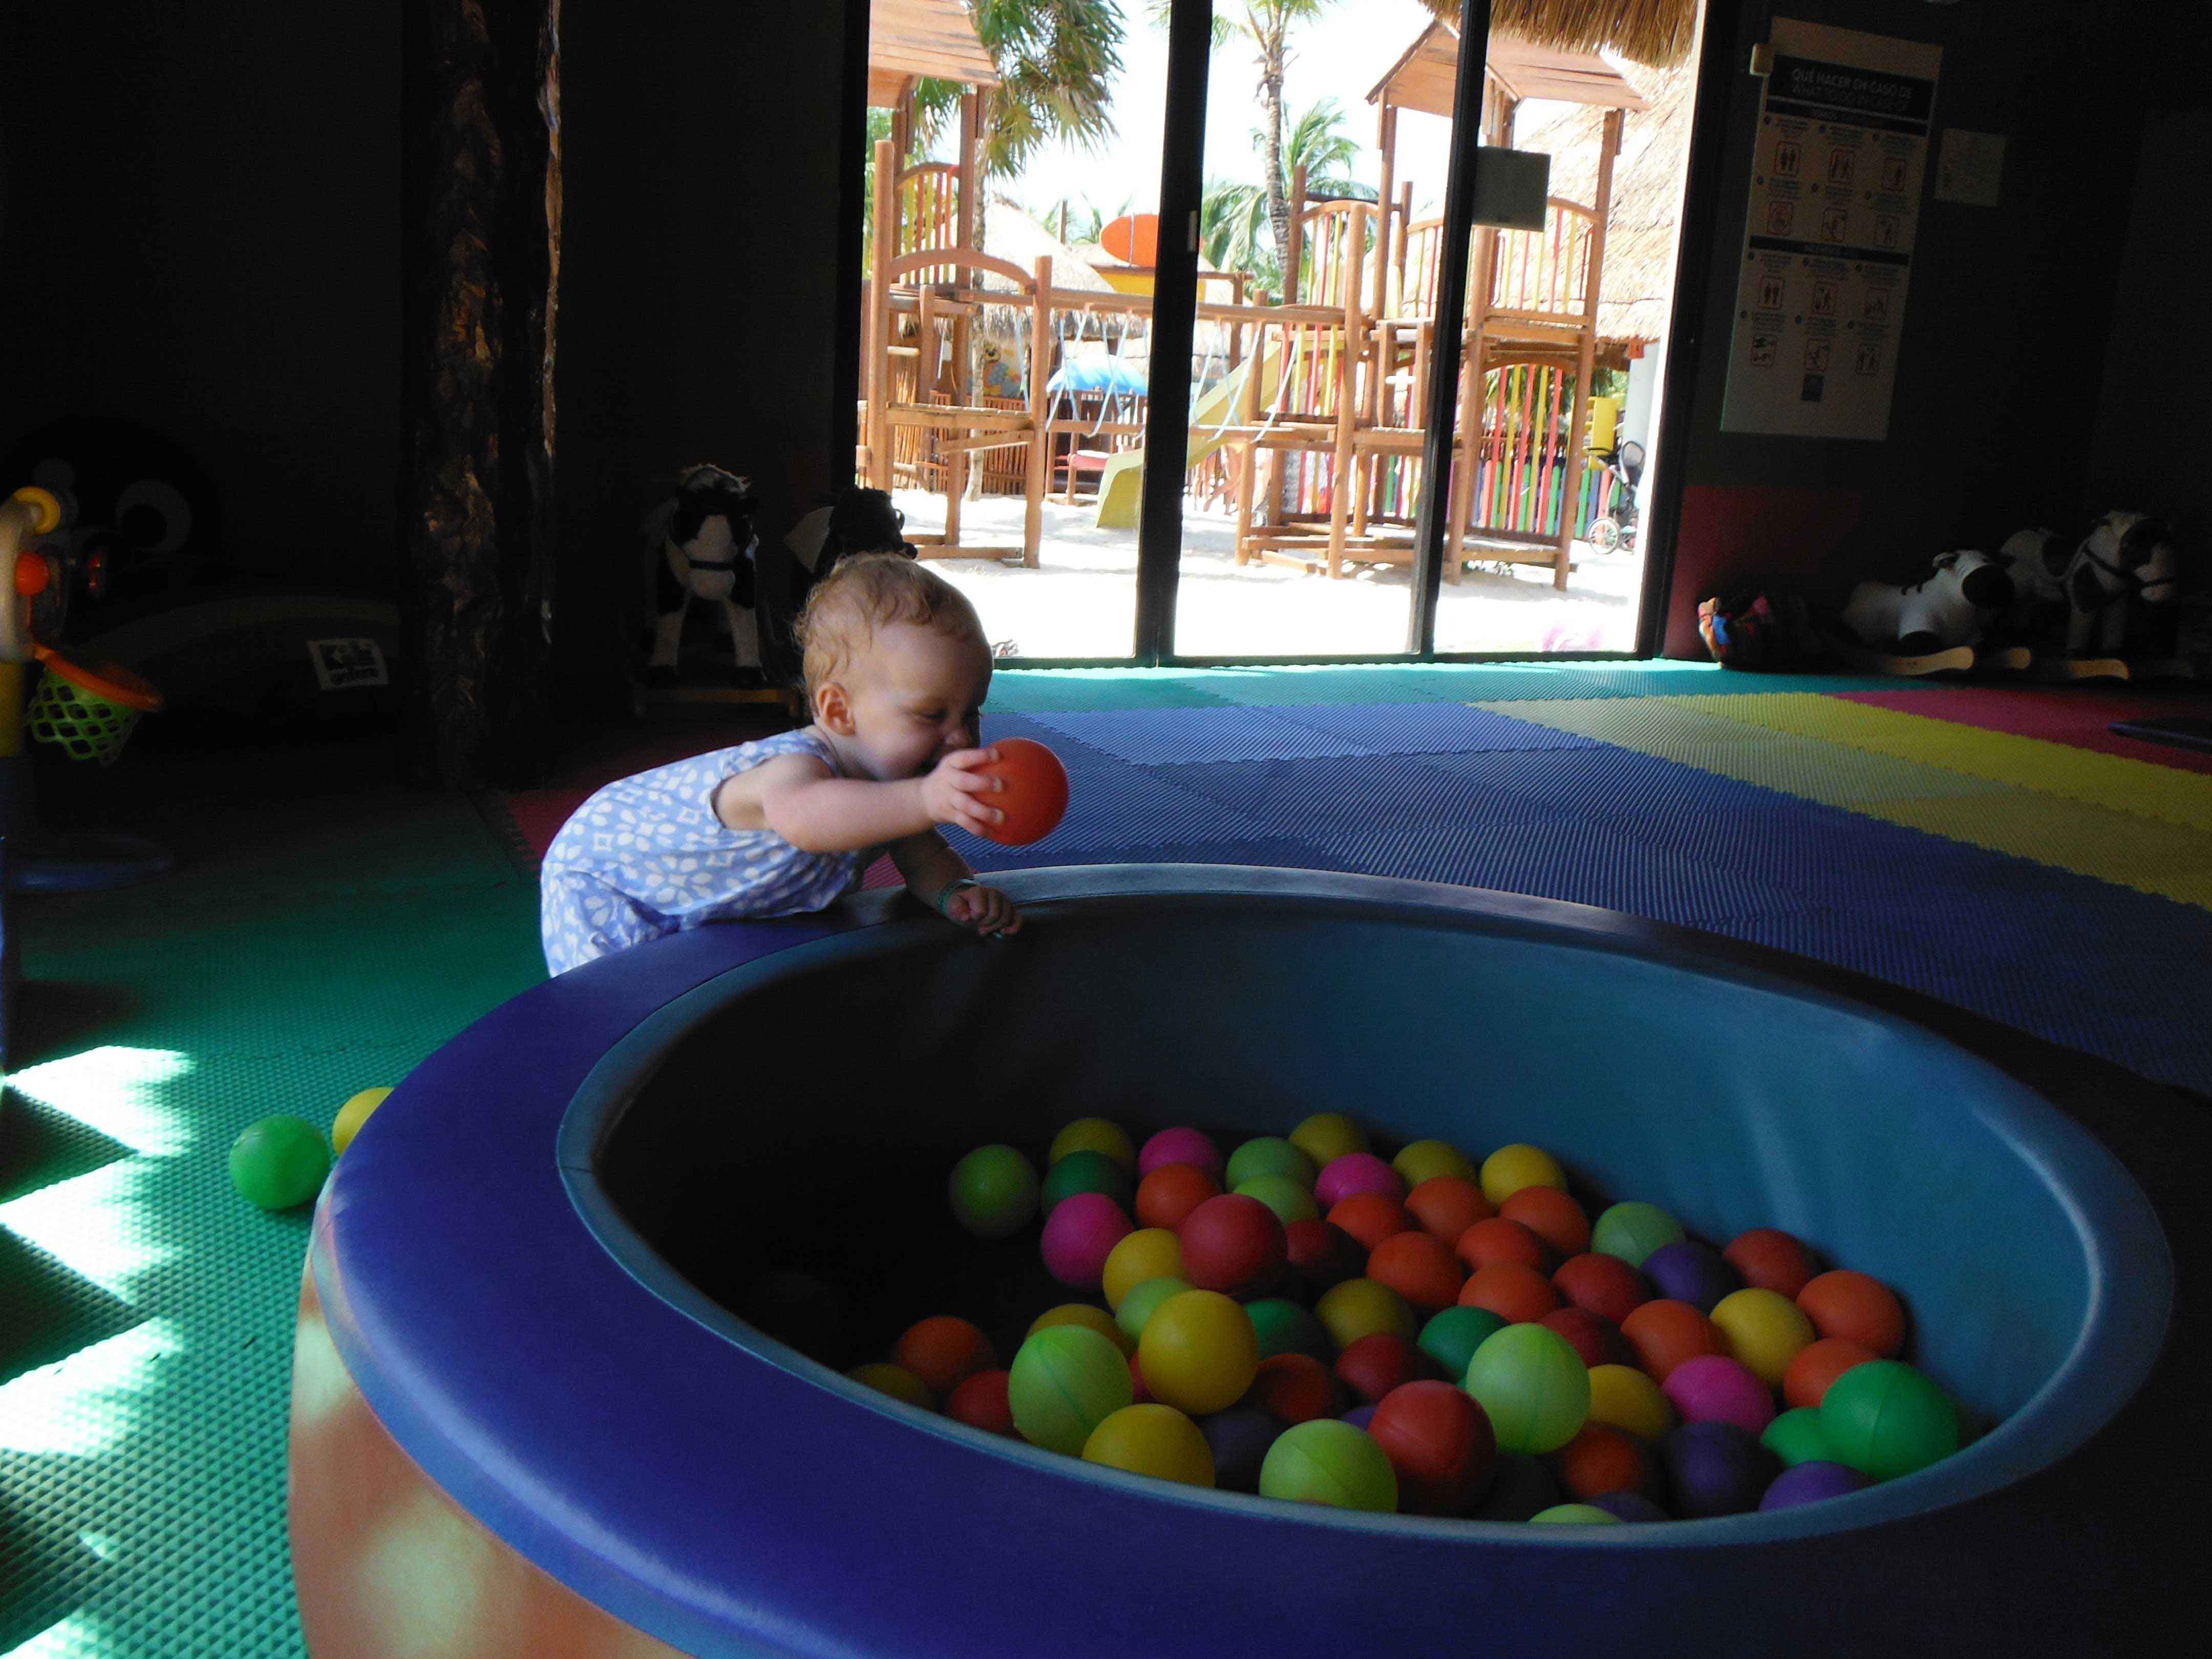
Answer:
[1991, 528, 2071, 649]
[641, 464, 760, 687]
[1840, 548, 2014, 656]
[2060, 510, 2180, 658]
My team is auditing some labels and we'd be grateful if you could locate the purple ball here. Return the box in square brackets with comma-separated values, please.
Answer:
[1340, 1403, 1378, 1431]
[1590, 1491, 1671, 1523]
[1760, 1459, 1873, 1511]
[1663, 1354, 1777, 1436]
[1038, 1192, 1134, 1288]
[1663, 1421, 1781, 1518]
[1467, 1451, 1562, 1522]
[1201, 1407, 1282, 1493]
[1139, 1126, 1224, 1180]
[1314, 1152, 1407, 1209]
[1641, 1241, 1743, 1313]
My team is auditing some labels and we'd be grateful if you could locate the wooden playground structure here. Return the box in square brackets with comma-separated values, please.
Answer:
[858, 4, 1646, 590]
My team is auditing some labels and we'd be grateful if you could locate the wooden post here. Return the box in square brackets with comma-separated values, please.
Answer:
[1374, 103, 1398, 310]
[955, 90, 979, 252]
[1445, 79, 1515, 582]
[868, 137, 896, 490]
[1023, 257, 1051, 568]
[1552, 106, 1622, 592]
[1326, 204, 1368, 579]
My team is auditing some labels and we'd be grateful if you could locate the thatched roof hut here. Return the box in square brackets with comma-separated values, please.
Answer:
[1422, 0, 1698, 69]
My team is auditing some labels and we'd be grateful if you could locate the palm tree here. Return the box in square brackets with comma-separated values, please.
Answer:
[1200, 97, 1362, 296]
[1223, 2, 1338, 264]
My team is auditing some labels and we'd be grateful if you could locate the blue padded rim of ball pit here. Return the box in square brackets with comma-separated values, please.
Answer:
[314, 867, 2174, 1659]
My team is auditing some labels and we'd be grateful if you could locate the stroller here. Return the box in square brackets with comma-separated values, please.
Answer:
[1587, 437, 1646, 554]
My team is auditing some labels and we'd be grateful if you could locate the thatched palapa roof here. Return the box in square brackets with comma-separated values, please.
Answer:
[867, 0, 998, 107]
[1423, 0, 1698, 70]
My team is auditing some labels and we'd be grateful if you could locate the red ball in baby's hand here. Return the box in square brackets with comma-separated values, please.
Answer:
[974, 738, 1070, 845]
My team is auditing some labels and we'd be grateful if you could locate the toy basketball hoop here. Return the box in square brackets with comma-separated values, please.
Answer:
[26, 647, 163, 764]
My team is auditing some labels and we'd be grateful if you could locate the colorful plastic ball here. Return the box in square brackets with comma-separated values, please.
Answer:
[1784, 1337, 1878, 1411]
[1341, 1403, 1378, 1431]
[1552, 1421, 1656, 1502]
[1102, 1229, 1186, 1311]
[1139, 1126, 1224, 1180]
[847, 1362, 933, 1410]
[1797, 1270, 1907, 1358]
[1249, 1352, 1342, 1424]
[1245, 1297, 1333, 1363]
[1418, 1305, 1505, 1381]
[1479, 1143, 1567, 1208]
[1367, 1229, 1465, 1313]
[946, 1369, 1016, 1435]
[1083, 1403, 1216, 1487]
[1460, 1263, 1562, 1326]
[1129, 1350, 1152, 1403]
[1202, 1406, 1282, 1492]
[971, 737, 1069, 845]
[1138, 1290, 1261, 1417]
[1405, 1175, 1492, 1245]
[1135, 1162, 1220, 1232]
[1235, 1174, 1321, 1227]
[1761, 1407, 1835, 1467]
[1472, 1451, 1562, 1521]
[1819, 1359, 1959, 1479]
[1314, 1152, 1407, 1209]
[1641, 1241, 1743, 1314]
[1710, 1287, 1818, 1386]
[1587, 1364, 1677, 1442]
[892, 1316, 996, 1396]
[1500, 1186, 1591, 1260]
[1030, 1301, 1134, 1356]
[1663, 1354, 1776, 1436]
[1590, 1491, 1671, 1522]
[1541, 1307, 1632, 1370]
[1289, 1112, 1368, 1170]
[1620, 1299, 1726, 1384]
[1285, 1218, 1364, 1295]
[1455, 1216, 1549, 1274]
[1226, 1136, 1317, 1190]
[1040, 1193, 1135, 1289]
[1392, 1139, 1479, 1189]
[1178, 1194, 1288, 1298]
[1328, 1192, 1414, 1252]
[1760, 1459, 1871, 1511]
[1116, 1277, 1195, 1342]
[1040, 1148, 1133, 1217]
[1050, 1117, 1135, 1172]
[1314, 1278, 1419, 1350]
[1008, 1325, 1133, 1454]
[1724, 1227, 1819, 1298]
[1463, 1323, 1591, 1456]
[1663, 1420, 1780, 1518]
[1553, 1252, 1652, 1325]
[947, 1144, 1038, 1239]
[1370, 1379, 1495, 1515]
[331, 1087, 391, 1156]
[230, 1116, 331, 1210]
[1591, 1201, 1686, 1268]
[1259, 1419, 1398, 1513]
[1531, 1502, 1622, 1525]
[1335, 1332, 1428, 1405]
[735, 1269, 842, 1361]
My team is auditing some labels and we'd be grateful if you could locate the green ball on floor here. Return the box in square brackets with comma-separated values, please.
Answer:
[230, 1116, 331, 1210]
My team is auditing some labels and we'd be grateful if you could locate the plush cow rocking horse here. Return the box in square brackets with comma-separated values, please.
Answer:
[641, 464, 762, 687]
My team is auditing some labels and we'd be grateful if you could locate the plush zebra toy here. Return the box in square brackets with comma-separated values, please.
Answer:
[641, 464, 760, 687]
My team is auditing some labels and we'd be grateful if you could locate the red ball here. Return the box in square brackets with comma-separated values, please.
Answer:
[1178, 1194, 1288, 1298]
[1459, 1262, 1561, 1325]
[945, 1368, 1016, 1435]
[891, 1315, 996, 1395]
[1249, 1352, 1342, 1424]
[1783, 1336, 1878, 1410]
[1285, 1218, 1364, 1294]
[1335, 1332, 1429, 1405]
[1551, 1421, 1655, 1502]
[1553, 1251, 1653, 1325]
[971, 737, 1070, 846]
[1368, 1230, 1466, 1313]
[1724, 1228, 1820, 1299]
[1796, 1270, 1906, 1357]
[1370, 1380, 1496, 1515]
[1136, 1162, 1220, 1231]
[1541, 1306, 1632, 1369]
[1455, 1216, 1549, 1274]
[1619, 1299, 1725, 1383]
[1405, 1175, 1492, 1245]
[1499, 1186, 1591, 1259]
[1327, 1192, 1414, 1252]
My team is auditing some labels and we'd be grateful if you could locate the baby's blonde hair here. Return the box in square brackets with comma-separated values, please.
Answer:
[795, 554, 988, 706]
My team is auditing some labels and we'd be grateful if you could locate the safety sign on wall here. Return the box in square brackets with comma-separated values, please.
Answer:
[1720, 19, 1943, 439]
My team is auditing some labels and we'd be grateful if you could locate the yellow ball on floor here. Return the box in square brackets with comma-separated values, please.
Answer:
[1083, 1403, 1216, 1486]
[1102, 1228, 1185, 1311]
[332, 1087, 393, 1156]
[1480, 1142, 1566, 1208]
[1050, 1117, 1136, 1172]
[1290, 1112, 1367, 1169]
[1710, 1287, 1818, 1385]
[1586, 1363, 1676, 1441]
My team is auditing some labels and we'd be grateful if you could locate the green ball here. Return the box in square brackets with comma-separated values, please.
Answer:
[1008, 1325, 1133, 1455]
[1419, 1305, 1506, 1380]
[229, 1116, 331, 1210]
[1463, 1323, 1591, 1455]
[1259, 1419, 1398, 1512]
[1226, 1136, 1317, 1190]
[1762, 1406, 1835, 1468]
[1531, 1503, 1623, 1525]
[948, 1144, 1039, 1238]
[1246, 1297, 1333, 1362]
[1116, 1277, 1195, 1342]
[1233, 1174, 1321, 1226]
[1039, 1148, 1131, 1215]
[1820, 1359, 1960, 1480]
[1591, 1201, 1686, 1268]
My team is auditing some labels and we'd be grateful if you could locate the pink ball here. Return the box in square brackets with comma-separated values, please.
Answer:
[1314, 1152, 1407, 1209]
[1039, 1193, 1134, 1289]
[1663, 1353, 1777, 1435]
[1138, 1126, 1224, 1180]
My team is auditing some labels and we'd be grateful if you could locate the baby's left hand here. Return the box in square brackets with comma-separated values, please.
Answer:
[944, 883, 1022, 937]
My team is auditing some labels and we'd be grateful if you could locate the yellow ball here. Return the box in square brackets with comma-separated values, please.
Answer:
[1102, 1229, 1185, 1311]
[847, 1362, 934, 1410]
[1290, 1112, 1367, 1169]
[1710, 1288, 1818, 1386]
[1313, 1277, 1418, 1351]
[332, 1087, 393, 1156]
[1392, 1138, 1478, 1188]
[1480, 1143, 1567, 1208]
[1050, 1117, 1136, 1172]
[1030, 1302, 1134, 1356]
[1138, 1290, 1259, 1416]
[1082, 1403, 1216, 1487]
[1587, 1363, 1676, 1441]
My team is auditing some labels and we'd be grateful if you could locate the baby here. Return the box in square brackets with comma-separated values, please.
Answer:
[540, 554, 1021, 975]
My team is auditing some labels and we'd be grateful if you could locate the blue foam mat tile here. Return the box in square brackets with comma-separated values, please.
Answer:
[1155, 753, 1586, 832]
[957, 836, 1336, 878]
[1024, 706, 1383, 765]
[1269, 701, 1605, 754]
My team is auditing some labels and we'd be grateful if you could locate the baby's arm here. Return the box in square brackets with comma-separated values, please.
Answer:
[715, 750, 1006, 852]
[891, 831, 1022, 936]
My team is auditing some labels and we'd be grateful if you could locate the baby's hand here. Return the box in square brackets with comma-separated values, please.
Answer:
[920, 747, 1005, 837]
[943, 882, 1022, 937]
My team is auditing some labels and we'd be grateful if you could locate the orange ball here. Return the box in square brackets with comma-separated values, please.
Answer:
[1500, 1186, 1591, 1259]
[1249, 1352, 1341, 1424]
[1796, 1270, 1906, 1357]
[1551, 1421, 1655, 1502]
[1405, 1176, 1492, 1245]
[1619, 1299, 1725, 1384]
[1724, 1227, 1819, 1298]
[1367, 1230, 1466, 1313]
[1553, 1252, 1652, 1325]
[1137, 1162, 1221, 1231]
[1783, 1336, 1879, 1410]
[1328, 1191, 1414, 1252]
[972, 737, 1070, 845]
[945, 1369, 1016, 1435]
[1458, 1262, 1561, 1325]
[1455, 1216, 1549, 1274]
[891, 1315, 995, 1396]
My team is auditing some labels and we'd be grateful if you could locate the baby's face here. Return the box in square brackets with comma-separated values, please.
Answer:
[839, 621, 993, 779]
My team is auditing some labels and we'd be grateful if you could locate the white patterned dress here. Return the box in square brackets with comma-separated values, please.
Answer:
[539, 729, 885, 975]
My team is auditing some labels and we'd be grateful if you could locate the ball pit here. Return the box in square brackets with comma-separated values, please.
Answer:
[1327, 1192, 1414, 1251]
[1392, 1139, 1478, 1188]
[1049, 1116, 1136, 1172]
[1233, 1173, 1321, 1226]
[1083, 1403, 1215, 1487]
[1259, 1419, 1397, 1513]
[1463, 1324, 1591, 1456]
[1225, 1136, 1317, 1190]
[1039, 1192, 1133, 1288]
[1137, 1291, 1260, 1416]
[1114, 1276, 1193, 1342]
[1418, 1305, 1505, 1380]
[1135, 1163, 1219, 1231]
[1797, 1270, 1908, 1358]
[1314, 1152, 1407, 1208]
[1139, 1126, 1224, 1181]
[1405, 1175, 1491, 1244]
[1178, 1194, 1286, 1298]
[1288, 1112, 1367, 1170]
[1784, 1337, 1878, 1411]
[1369, 1379, 1494, 1515]
[1591, 1202, 1685, 1268]
[1640, 1241, 1743, 1313]
[1039, 1147, 1133, 1216]
[1367, 1229, 1465, 1313]
[1101, 1229, 1184, 1311]
[1008, 1325, 1132, 1454]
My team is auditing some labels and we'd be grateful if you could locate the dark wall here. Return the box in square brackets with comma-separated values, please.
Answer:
[0, 4, 400, 588]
